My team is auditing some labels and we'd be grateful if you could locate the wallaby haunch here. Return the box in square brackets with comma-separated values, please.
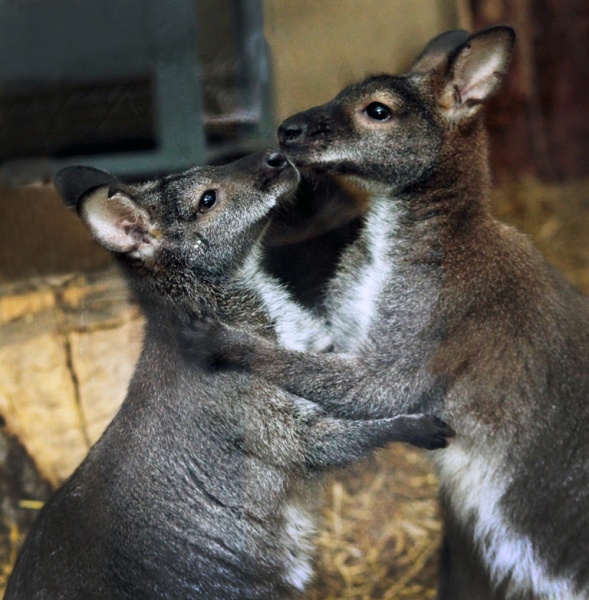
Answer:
[5, 152, 452, 599]
[186, 28, 589, 599]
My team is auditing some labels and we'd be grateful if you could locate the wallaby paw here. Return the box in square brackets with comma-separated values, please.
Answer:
[179, 316, 225, 366]
[410, 414, 455, 450]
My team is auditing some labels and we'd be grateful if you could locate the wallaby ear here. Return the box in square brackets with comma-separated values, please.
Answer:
[55, 165, 158, 256]
[54, 166, 118, 210]
[410, 29, 471, 74]
[80, 187, 157, 256]
[440, 26, 515, 121]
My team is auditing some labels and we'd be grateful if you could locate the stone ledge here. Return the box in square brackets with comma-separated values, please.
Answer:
[0, 268, 143, 486]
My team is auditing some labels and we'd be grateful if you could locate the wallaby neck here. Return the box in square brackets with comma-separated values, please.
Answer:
[392, 123, 493, 238]
[126, 247, 268, 341]
[138, 287, 209, 344]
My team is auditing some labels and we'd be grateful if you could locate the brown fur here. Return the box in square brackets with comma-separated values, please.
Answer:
[188, 28, 589, 599]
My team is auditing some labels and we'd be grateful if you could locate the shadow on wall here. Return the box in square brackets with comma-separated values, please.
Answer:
[0, 184, 112, 282]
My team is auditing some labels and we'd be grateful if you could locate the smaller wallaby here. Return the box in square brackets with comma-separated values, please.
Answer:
[185, 27, 589, 599]
[5, 152, 451, 600]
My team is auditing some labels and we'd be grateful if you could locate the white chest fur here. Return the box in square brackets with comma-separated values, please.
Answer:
[327, 198, 397, 353]
[282, 499, 316, 591]
[434, 444, 582, 599]
[239, 248, 331, 352]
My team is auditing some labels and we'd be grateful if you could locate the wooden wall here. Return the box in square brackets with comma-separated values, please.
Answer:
[265, 0, 460, 122]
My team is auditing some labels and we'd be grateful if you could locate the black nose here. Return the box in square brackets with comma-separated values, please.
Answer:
[278, 117, 307, 145]
[264, 151, 288, 170]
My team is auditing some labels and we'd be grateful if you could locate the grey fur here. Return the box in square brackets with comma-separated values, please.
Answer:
[190, 27, 589, 599]
[5, 151, 451, 600]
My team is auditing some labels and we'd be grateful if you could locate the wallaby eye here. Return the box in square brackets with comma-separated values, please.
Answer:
[199, 190, 217, 212]
[364, 102, 392, 121]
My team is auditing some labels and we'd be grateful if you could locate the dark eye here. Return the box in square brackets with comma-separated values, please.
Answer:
[365, 102, 392, 121]
[199, 190, 217, 212]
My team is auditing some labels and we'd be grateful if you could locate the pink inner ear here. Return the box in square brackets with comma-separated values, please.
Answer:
[449, 32, 513, 109]
[119, 216, 148, 244]
[82, 188, 154, 254]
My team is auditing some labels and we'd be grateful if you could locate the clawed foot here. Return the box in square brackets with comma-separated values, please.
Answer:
[419, 415, 456, 450]
[413, 414, 455, 450]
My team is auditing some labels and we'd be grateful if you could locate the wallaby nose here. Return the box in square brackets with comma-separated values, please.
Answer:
[278, 117, 307, 145]
[264, 151, 288, 171]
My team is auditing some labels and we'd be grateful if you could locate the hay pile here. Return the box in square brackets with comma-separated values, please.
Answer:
[492, 177, 589, 294]
[309, 446, 441, 599]
[0, 522, 21, 595]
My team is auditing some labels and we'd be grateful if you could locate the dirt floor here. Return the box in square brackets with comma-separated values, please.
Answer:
[0, 177, 588, 598]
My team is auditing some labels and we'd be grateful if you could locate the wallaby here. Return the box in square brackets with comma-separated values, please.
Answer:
[183, 28, 589, 599]
[5, 151, 452, 600]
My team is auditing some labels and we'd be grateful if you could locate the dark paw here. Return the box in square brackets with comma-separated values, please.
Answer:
[179, 316, 224, 367]
[418, 414, 455, 450]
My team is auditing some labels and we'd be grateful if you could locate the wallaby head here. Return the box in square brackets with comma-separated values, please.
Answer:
[278, 27, 514, 195]
[55, 151, 297, 310]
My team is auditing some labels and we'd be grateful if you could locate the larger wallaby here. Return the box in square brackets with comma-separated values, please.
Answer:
[185, 28, 589, 599]
[5, 152, 451, 599]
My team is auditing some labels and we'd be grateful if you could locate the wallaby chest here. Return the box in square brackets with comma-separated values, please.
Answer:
[325, 198, 398, 352]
